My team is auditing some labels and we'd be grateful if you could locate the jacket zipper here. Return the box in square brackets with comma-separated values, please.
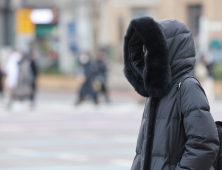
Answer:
[149, 100, 160, 170]
[144, 98, 160, 170]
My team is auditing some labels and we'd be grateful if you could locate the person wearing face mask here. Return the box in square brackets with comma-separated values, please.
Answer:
[10, 52, 32, 108]
[75, 53, 98, 105]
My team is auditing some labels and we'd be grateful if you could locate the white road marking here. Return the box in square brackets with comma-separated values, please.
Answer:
[56, 153, 89, 162]
[7, 148, 38, 156]
[112, 159, 132, 167]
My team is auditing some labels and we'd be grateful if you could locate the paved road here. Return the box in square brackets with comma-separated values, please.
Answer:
[0, 91, 221, 170]
[0, 91, 144, 170]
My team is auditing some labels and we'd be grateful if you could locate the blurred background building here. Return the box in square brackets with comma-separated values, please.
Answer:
[0, 0, 222, 93]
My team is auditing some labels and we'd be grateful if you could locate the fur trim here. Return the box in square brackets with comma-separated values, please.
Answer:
[123, 17, 172, 98]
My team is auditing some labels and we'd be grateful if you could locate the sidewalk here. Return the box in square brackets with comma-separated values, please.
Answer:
[0, 90, 221, 120]
[0, 89, 143, 114]
[37, 63, 131, 92]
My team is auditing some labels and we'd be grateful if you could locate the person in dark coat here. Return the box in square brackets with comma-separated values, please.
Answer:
[123, 17, 219, 170]
[0, 66, 4, 96]
[76, 53, 98, 105]
[29, 50, 38, 107]
[95, 51, 109, 102]
[12, 53, 32, 101]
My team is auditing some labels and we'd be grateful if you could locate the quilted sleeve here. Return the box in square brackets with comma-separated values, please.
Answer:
[175, 78, 219, 170]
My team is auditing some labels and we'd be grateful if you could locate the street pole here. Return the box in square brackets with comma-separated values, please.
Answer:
[91, 0, 100, 57]
[3, 0, 11, 46]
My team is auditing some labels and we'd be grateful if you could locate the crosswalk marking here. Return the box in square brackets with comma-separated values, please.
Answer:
[112, 159, 132, 167]
[0, 165, 130, 170]
[56, 153, 88, 161]
[0, 101, 144, 115]
[7, 148, 38, 157]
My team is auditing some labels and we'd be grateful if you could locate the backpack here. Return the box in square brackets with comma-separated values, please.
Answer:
[176, 76, 222, 170]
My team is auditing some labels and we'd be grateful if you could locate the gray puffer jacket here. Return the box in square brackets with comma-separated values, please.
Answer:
[123, 17, 219, 170]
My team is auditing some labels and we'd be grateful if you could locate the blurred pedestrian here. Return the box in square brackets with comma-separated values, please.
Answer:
[196, 53, 215, 102]
[11, 53, 32, 107]
[5, 49, 21, 108]
[29, 50, 38, 108]
[95, 50, 110, 103]
[195, 54, 208, 82]
[123, 17, 219, 170]
[203, 51, 214, 77]
[0, 66, 4, 97]
[75, 53, 98, 105]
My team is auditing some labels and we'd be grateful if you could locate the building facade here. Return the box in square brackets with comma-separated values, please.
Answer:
[0, 0, 222, 74]
[99, 0, 222, 60]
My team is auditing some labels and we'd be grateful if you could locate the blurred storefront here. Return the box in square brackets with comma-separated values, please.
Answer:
[0, 0, 94, 75]
[0, 0, 222, 75]
[0, 0, 15, 47]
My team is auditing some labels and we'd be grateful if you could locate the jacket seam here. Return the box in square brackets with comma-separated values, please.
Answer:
[172, 54, 196, 62]
[166, 32, 191, 40]
[151, 155, 180, 159]
[183, 108, 209, 117]
[155, 118, 181, 120]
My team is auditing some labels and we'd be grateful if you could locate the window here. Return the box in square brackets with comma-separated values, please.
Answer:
[188, 5, 202, 37]
[131, 8, 148, 19]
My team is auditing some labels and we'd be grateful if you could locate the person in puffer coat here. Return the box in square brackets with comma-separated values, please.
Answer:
[123, 17, 219, 170]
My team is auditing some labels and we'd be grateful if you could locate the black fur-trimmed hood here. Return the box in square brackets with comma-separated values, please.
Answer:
[123, 17, 171, 98]
[123, 17, 196, 98]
